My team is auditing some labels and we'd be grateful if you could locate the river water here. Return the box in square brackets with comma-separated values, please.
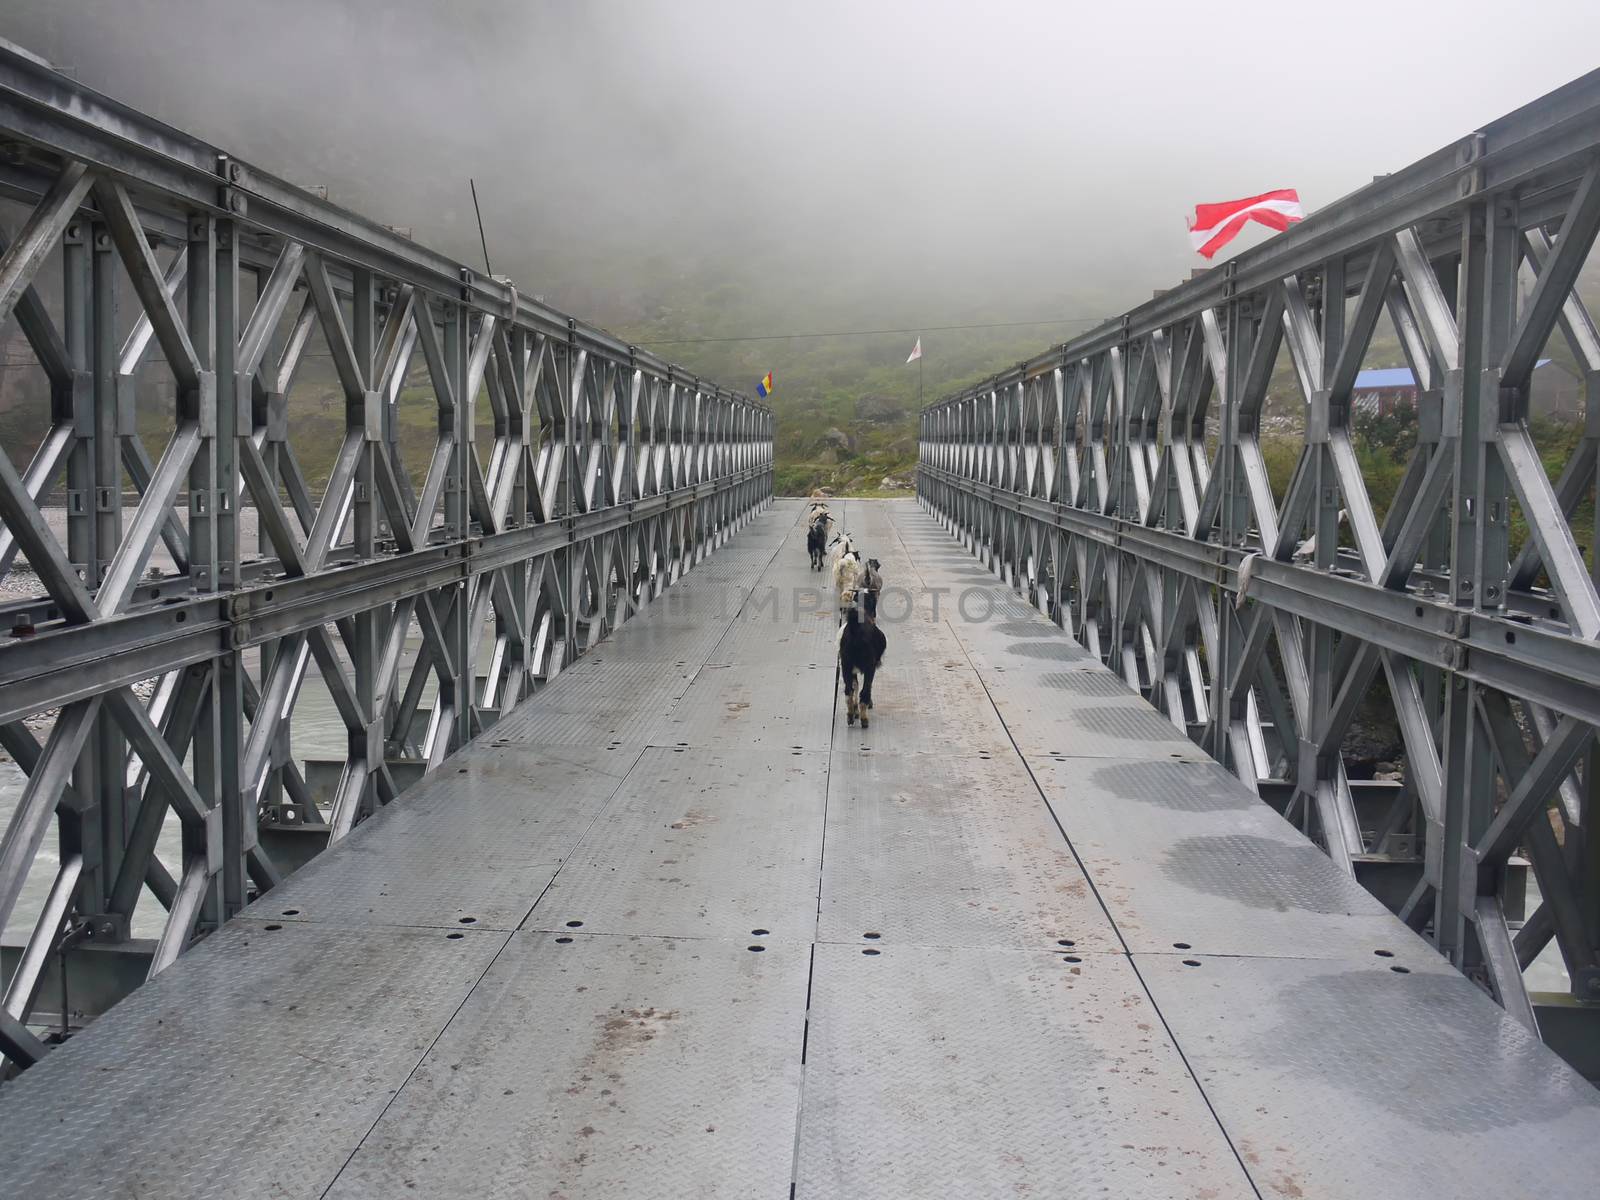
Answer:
[0, 505, 422, 941]
[0, 668, 351, 942]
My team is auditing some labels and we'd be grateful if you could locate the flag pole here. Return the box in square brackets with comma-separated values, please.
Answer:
[918, 332, 924, 408]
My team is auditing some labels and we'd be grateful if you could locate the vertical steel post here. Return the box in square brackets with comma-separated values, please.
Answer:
[1436, 195, 1506, 961]
[1213, 276, 1243, 765]
[214, 215, 248, 912]
[61, 215, 103, 918]
[352, 267, 379, 825]
[447, 299, 472, 751]
[183, 211, 225, 926]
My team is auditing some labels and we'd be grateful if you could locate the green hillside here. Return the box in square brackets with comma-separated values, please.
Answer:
[3, 257, 1597, 518]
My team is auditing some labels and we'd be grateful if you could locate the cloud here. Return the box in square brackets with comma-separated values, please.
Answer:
[10, 0, 1600, 334]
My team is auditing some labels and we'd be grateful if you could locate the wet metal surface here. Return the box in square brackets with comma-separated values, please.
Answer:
[326, 932, 810, 1200]
[0, 919, 508, 1200]
[1027, 755, 1444, 961]
[1138, 952, 1600, 1200]
[796, 942, 1255, 1200]
[3, 500, 1597, 1197]
[818, 750, 1118, 952]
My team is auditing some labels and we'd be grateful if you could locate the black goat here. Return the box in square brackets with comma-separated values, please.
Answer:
[838, 607, 887, 728]
[806, 518, 830, 570]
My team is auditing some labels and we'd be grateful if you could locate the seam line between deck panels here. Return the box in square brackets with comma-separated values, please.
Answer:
[886, 501, 1268, 1200]
[786, 497, 846, 1198]
[317, 500, 793, 1197]
[316, 927, 517, 1200]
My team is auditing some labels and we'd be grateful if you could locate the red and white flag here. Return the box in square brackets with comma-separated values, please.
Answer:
[906, 337, 922, 364]
[1187, 189, 1304, 259]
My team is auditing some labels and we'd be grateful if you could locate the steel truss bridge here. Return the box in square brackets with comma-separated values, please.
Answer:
[0, 38, 1598, 1200]
[0, 42, 771, 1055]
[917, 62, 1600, 1056]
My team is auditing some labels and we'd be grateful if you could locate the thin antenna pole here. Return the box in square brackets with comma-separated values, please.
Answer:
[469, 177, 493, 276]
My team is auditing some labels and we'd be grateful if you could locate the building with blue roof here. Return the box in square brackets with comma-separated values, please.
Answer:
[1352, 359, 1580, 420]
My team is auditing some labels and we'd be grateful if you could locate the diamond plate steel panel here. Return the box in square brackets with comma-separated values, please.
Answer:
[983, 635, 1100, 661]
[325, 932, 809, 1200]
[965, 653, 1109, 692]
[1022, 668, 1137, 696]
[680, 570, 773, 596]
[708, 605, 840, 666]
[0, 921, 506, 1200]
[489, 700, 670, 748]
[617, 598, 726, 624]
[654, 663, 839, 751]
[952, 607, 1067, 646]
[1138, 952, 1600, 1200]
[986, 617, 1062, 638]
[992, 688, 1210, 761]
[533, 658, 700, 707]
[18, 501, 1592, 1200]
[585, 619, 723, 662]
[247, 744, 634, 929]
[819, 751, 1119, 952]
[829, 654, 1013, 756]
[870, 615, 968, 661]
[1030, 757, 1440, 960]
[573, 641, 700, 670]
[528, 747, 826, 940]
[795, 942, 1254, 1199]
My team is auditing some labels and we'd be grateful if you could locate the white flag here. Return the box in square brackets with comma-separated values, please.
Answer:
[906, 337, 922, 363]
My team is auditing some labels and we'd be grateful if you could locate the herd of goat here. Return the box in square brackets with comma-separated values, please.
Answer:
[805, 499, 887, 729]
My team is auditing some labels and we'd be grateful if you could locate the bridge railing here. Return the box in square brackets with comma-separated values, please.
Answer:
[0, 43, 771, 1070]
[919, 70, 1600, 1055]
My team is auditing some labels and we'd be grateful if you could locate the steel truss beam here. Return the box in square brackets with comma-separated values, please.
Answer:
[0, 46, 772, 1072]
[919, 67, 1600, 1069]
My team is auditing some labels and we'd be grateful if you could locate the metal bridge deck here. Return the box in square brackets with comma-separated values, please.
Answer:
[3, 499, 1599, 1199]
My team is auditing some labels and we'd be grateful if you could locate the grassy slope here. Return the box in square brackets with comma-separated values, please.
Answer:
[2, 263, 1596, 519]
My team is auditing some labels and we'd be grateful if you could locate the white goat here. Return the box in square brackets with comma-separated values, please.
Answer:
[833, 550, 865, 612]
[827, 531, 855, 571]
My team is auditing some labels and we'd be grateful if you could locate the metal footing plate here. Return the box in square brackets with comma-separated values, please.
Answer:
[654, 664, 838, 751]
[1137, 952, 1600, 1200]
[794, 942, 1254, 1199]
[248, 744, 633, 930]
[516, 658, 699, 709]
[325, 932, 808, 1200]
[708, 604, 840, 666]
[584, 618, 723, 663]
[819, 751, 1119, 951]
[1030, 757, 1440, 961]
[0, 921, 506, 1200]
[491, 698, 674, 747]
[961, 642, 1108, 684]
[527, 747, 825, 940]
[992, 685, 1210, 760]
[830, 654, 1013, 757]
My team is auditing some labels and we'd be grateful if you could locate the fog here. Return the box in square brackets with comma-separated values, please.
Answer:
[8, 0, 1600, 352]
